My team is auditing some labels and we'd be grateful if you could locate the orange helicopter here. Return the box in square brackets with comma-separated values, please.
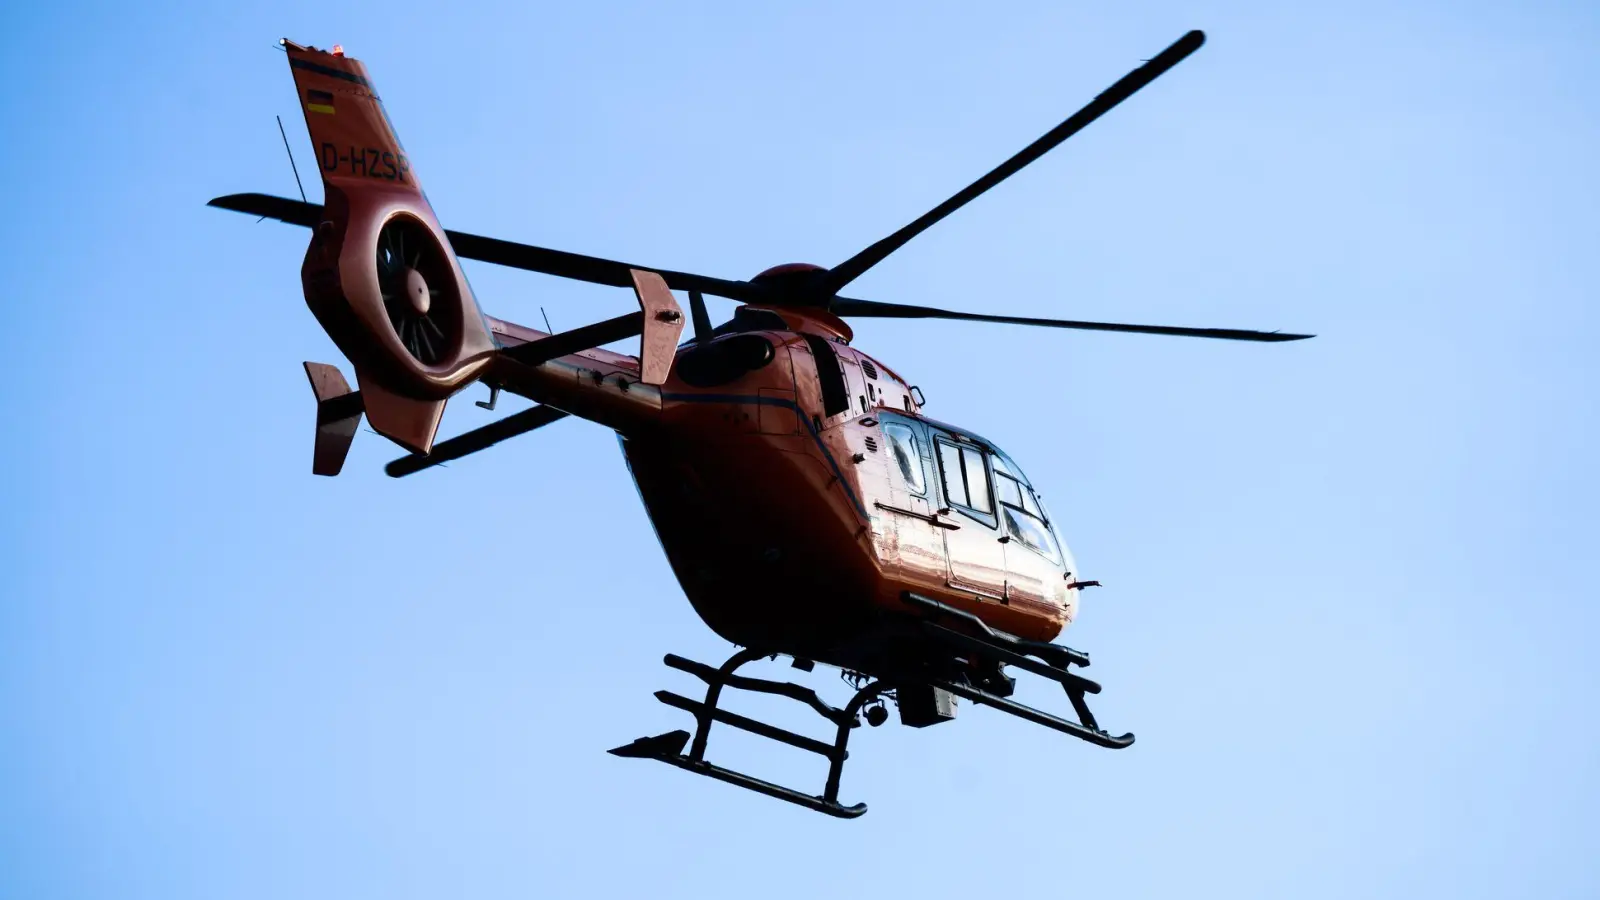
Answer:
[210, 30, 1310, 819]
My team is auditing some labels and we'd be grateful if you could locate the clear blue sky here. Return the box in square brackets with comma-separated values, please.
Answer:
[4, 1, 1597, 897]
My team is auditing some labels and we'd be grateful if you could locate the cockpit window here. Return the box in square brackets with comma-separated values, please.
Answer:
[995, 472, 1024, 508]
[1020, 487, 1044, 520]
[992, 454, 1028, 486]
[993, 461, 1060, 563]
[1003, 506, 1060, 564]
[993, 458, 1041, 518]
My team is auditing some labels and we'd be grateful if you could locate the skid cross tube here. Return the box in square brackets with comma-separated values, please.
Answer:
[609, 649, 884, 819]
[653, 691, 842, 758]
[664, 653, 855, 729]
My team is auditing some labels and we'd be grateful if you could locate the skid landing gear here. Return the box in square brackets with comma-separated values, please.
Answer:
[610, 594, 1133, 818]
[608, 648, 885, 818]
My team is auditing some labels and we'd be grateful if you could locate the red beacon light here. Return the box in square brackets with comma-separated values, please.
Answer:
[332, 44, 345, 56]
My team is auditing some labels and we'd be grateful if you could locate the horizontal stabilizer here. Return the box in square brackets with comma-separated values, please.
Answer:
[493, 268, 683, 383]
[500, 313, 644, 368]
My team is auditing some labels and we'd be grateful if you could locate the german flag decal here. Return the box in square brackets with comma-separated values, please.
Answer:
[305, 89, 335, 115]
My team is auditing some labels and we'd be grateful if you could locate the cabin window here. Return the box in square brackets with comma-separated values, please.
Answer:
[884, 423, 925, 495]
[936, 439, 994, 519]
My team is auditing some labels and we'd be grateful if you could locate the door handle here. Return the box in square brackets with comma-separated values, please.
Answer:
[875, 501, 961, 529]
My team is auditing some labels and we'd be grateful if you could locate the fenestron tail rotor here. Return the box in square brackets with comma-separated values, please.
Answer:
[376, 218, 459, 365]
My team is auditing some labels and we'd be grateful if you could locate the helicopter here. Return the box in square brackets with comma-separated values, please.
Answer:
[209, 29, 1311, 819]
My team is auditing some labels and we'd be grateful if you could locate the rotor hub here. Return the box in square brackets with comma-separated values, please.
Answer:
[403, 267, 431, 315]
[750, 262, 831, 307]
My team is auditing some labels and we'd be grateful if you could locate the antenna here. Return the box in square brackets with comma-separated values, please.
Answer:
[276, 115, 308, 204]
[540, 307, 553, 333]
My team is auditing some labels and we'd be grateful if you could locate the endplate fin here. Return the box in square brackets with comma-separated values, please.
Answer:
[304, 362, 363, 476]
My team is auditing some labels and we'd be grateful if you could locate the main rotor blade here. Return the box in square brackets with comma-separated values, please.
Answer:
[206, 193, 766, 302]
[687, 290, 713, 341]
[385, 403, 571, 477]
[816, 30, 1206, 298]
[831, 297, 1312, 342]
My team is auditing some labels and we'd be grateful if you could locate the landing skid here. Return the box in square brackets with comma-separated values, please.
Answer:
[608, 648, 882, 818]
[609, 593, 1133, 818]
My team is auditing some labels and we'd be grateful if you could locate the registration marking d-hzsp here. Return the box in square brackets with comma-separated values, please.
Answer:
[320, 143, 410, 182]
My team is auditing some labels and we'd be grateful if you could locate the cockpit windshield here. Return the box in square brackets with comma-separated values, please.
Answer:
[991, 453, 1032, 489]
[991, 453, 1062, 564]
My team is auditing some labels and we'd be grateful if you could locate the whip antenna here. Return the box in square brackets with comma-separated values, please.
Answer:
[276, 115, 308, 204]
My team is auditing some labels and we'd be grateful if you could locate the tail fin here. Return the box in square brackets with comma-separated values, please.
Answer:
[281, 39, 495, 457]
[283, 40, 421, 201]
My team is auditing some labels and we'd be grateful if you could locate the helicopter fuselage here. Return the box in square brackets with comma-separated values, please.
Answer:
[210, 29, 1316, 816]
[484, 305, 1083, 664]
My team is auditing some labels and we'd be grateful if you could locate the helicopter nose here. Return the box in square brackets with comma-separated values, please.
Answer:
[1059, 543, 1082, 623]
